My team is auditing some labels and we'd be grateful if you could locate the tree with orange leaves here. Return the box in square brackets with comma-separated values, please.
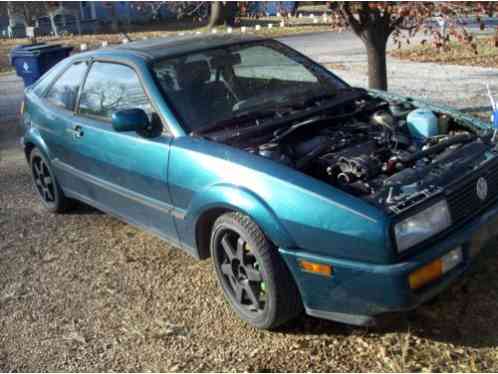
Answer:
[328, 2, 498, 90]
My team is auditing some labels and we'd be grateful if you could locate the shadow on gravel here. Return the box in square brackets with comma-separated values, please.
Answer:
[277, 238, 498, 350]
[66, 202, 104, 216]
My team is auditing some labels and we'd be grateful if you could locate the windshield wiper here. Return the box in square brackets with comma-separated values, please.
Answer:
[285, 92, 336, 108]
[209, 87, 367, 143]
[191, 110, 277, 136]
[288, 87, 363, 108]
[270, 89, 367, 141]
[271, 106, 364, 142]
[192, 99, 305, 136]
[192, 87, 364, 137]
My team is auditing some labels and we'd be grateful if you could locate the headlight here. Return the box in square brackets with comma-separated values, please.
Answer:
[394, 200, 452, 252]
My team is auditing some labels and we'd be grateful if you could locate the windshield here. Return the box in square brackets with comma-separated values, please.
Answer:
[151, 40, 348, 133]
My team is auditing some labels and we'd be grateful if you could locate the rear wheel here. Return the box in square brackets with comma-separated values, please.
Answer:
[29, 148, 71, 213]
[210, 212, 302, 329]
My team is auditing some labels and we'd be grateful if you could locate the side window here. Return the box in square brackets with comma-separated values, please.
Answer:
[78, 62, 154, 121]
[45, 62, 87, 110]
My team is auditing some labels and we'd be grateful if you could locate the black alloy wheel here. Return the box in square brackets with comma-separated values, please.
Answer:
[32, 155, 55, 204]
[217, 229, 266, 315]
[210, 212, 303, 329]
[29, 148, 71, 213]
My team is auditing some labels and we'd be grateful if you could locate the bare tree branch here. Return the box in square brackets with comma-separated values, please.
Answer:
[339, 3, 363, 36]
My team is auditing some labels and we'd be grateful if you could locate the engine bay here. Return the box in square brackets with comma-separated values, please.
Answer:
[238, 95, 498, 214]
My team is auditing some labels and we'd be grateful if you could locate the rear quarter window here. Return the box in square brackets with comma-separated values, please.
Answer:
[44, 61, 88, 111]
[32, 60, 71, 97]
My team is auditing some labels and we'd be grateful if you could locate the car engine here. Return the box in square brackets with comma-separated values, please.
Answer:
[242, 97, 498, 214]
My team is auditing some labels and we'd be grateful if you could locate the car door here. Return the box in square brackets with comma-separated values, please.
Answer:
[53, 60, 179, 244]
[35, 60, 89, 182]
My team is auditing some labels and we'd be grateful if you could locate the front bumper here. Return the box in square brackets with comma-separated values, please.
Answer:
[280, 199, 498, 326]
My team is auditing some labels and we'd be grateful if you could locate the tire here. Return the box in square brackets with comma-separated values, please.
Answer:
[29, 148, 71, 213]
[210, 212, 303, 329]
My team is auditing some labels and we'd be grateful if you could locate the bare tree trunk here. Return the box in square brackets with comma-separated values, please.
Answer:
[125, 4, 131, 32]
[208, 2, 222, 28]
[358, 14, 390, 91]
[340, 5, 392, 91]
[43, 2, 59, 36]
[22, 2, 34, 26]
[49, 12, 58, 36]
[75, 13, 81, 35]
[223, 2, 238, 26]
[109, 4, 119, 32]
[365, 41, 387, 91]
[6, 1, 15, 20]
[21, 2, 37, 42]
[59, 4, 66, 33]
[208, 2, 237, 28]
[6, 1, 16, 38]
[290, 2, 299, 16]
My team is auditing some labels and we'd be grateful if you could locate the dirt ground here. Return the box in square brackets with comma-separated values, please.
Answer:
[1, 120, 498, 372]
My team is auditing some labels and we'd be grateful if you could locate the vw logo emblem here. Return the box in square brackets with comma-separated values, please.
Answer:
[476, 177, 488, 201]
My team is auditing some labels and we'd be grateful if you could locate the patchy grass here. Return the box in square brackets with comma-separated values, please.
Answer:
[0, 18, 332, 74]
[391, 36, 498, 68]
[294, 3, 330, 15]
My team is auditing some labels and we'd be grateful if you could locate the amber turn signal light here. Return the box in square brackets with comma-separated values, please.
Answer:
[409, 247, 463, 290]
[409, 259, 442, 290]
[298, 259, 332, 277]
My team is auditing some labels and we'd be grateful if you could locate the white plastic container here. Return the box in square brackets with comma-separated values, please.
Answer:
[407, 109, 439, 141]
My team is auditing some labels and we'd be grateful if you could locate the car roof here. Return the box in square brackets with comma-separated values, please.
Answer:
[107, 33, 265, 61]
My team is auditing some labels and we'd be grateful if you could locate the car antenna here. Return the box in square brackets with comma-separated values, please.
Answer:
[487, 84, 498, 142]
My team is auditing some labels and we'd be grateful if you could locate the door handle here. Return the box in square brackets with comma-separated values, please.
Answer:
[68, 125, 84, 139]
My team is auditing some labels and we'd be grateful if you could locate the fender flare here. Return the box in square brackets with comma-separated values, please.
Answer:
[23, 127, 52, 162]
[185, 183, 296, 254]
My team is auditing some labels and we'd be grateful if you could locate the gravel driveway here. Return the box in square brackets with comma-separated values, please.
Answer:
[2, 37, 498, 371]
[2, 133, 498, 371]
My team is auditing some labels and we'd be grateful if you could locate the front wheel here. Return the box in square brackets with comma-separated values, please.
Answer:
[210, 212, 302, 329]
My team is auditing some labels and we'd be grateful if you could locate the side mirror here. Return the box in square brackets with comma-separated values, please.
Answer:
[112, 108, 149, 133]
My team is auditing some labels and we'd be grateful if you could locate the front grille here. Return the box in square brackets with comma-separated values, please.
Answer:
[446, 160, 498, 225]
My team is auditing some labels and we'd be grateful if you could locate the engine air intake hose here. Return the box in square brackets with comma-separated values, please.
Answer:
[398, 133, 475, 164]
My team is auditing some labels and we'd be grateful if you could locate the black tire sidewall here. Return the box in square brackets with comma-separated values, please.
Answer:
[210, 214, 280, 329]
[29, 148, 63, 212]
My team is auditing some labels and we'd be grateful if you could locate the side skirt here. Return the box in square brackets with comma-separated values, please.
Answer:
[52, 158, 186, 220]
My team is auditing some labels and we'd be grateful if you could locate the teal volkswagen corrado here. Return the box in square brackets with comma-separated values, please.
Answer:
[20, 34, 498, 329]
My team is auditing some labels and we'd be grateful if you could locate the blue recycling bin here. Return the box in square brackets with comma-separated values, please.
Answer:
[10, 43, 73, 86]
